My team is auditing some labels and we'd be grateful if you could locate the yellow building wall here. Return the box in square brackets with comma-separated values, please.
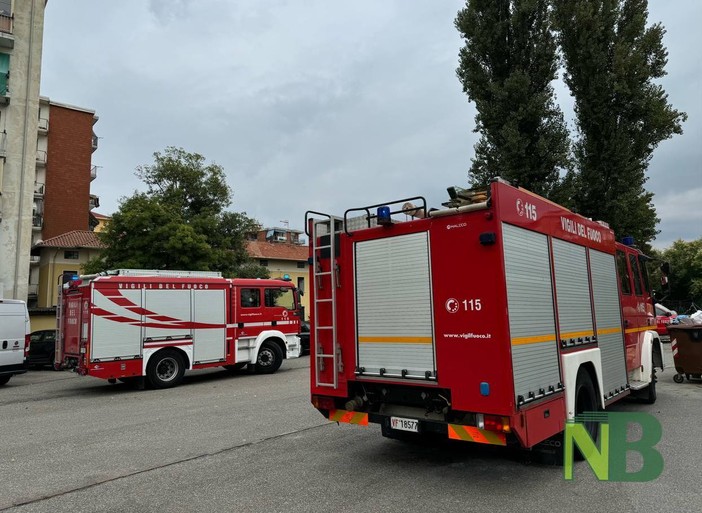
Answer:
[94, 218, 109, 232]
[37, 248, 103, 307]
[29, 313, 57, 332]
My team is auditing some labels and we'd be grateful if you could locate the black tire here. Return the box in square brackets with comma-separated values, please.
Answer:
[255, 342, 283, 374]
[223, 362, 248, 373]
[574, 367, 600, 460]
[0, 375, 11, 386]
[146, 349, 185, 389]
[673, 373, 684, 383]
[641, 354, 657, 404]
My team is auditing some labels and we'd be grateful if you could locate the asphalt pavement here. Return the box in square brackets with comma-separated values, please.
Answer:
[1, 345, 700, 513]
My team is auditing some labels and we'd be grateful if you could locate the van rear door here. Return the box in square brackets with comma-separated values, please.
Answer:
[0, 300, 29, 374]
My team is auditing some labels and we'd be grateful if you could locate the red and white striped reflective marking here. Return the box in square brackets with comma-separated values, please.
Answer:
[671, 338, 678, 359]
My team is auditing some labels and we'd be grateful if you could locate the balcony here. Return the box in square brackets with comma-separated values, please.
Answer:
[0, 13, 13, 49]
[27, 284, 38, 297]
[38, 117, 48, 133]
[89, 194, 100, 210]
[36, 150, 47, 167]
[34, 182, 44, 196]
[90, 165, 98, 181]
[32, 214, 42, 230]
[29, 255, 40, 266]
[0, 130, 6, 157]
[92, 133, 99, 152]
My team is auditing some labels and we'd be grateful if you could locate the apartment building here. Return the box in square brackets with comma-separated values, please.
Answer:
[29, 97, 100, 309]
[0, 0, 46, 300]
[247, 227, 310, 319]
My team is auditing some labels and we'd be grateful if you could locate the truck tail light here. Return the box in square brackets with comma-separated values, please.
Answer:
[24, 334, 30, 358]
[311, 395, 335, 410]
[477, 414, 511, 434]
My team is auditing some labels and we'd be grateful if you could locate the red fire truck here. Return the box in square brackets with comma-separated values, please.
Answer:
[306, 179, 662, 450]
[57, 269, 302, 388]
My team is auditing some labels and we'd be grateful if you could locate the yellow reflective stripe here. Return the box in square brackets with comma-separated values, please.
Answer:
[511, 334, 555, 345]
[358, 336, 432, 344]
[559, 330, 595, 339]
[597, 327, 622, 336]
[447, 424, 506, 446]
[329, 409, 369, 426]
[625, 325, 655, 334]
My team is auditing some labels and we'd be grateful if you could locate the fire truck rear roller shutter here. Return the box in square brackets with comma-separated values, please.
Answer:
[355, 232, 436, 380]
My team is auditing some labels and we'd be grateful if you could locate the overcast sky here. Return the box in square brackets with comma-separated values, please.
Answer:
[40, 1, 701, 249]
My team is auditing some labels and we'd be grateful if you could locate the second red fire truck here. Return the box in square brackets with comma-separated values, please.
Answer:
[306, 179, 663, 451]
[57, 269, 303, 388]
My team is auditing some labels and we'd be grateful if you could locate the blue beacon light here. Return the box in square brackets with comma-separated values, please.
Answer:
[377, 206, 392, 225]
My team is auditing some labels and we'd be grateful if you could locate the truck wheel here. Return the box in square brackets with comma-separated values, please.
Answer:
[574, 368, 599, 459]
[0, 375, 11, 386]
[146, 349, 185, 389]
[641, 355, 657, 404]
[255, 342, 283, 374]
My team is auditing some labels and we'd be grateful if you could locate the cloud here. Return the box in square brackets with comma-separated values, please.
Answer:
[653, 187, 702, 248]
[40, 0, 700, 248]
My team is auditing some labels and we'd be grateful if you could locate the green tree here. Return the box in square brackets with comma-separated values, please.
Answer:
[553, 0, 687, 245]
[455, 0, 572, 199]
[84, 147, 262, 277]
[656, 238, 702, 306]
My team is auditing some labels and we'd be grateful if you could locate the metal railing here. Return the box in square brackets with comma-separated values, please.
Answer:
[0, 14, 12, 34]
[34, 182, 44, 195]
[36, 150, 47, 165]
[32, 214, 43, 228]
[38, 117, 49, 132]
[90, 165, 98, 180]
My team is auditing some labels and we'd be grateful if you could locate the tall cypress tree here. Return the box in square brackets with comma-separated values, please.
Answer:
[553, 0, 686, 245]
[455, 0, 571, 199]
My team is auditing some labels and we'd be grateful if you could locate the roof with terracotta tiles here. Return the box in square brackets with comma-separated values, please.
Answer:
[246, 241, 308, 262]
[34, 230, 105, 249]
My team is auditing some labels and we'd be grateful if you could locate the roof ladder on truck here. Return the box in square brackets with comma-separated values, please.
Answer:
[306, 212, 343, 389]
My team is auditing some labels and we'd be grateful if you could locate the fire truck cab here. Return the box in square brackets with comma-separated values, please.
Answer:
[306, 180, 662, 450]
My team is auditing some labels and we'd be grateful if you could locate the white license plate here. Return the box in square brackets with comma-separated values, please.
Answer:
[390, 416, 419, 433]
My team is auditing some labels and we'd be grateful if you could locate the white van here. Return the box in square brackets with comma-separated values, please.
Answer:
[0, 299, 30, 386]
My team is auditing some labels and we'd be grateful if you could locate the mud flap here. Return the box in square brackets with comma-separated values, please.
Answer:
[526, 435, 565, 466]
